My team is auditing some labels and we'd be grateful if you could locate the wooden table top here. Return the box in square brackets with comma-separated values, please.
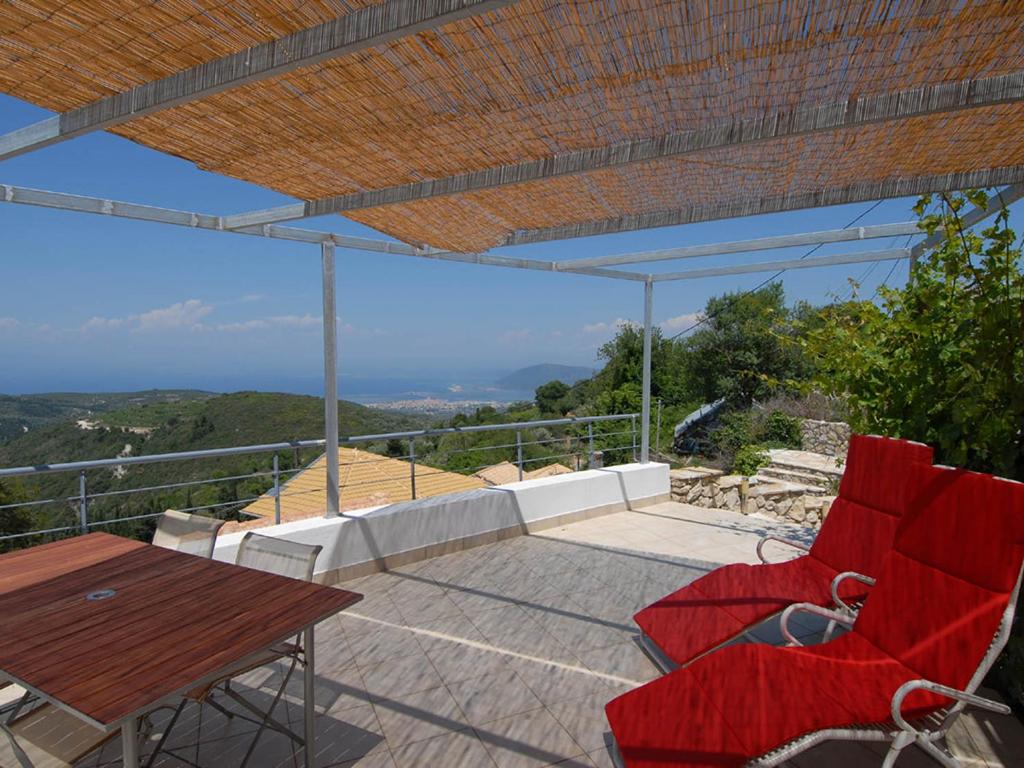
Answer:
[0, 532, 361, 728]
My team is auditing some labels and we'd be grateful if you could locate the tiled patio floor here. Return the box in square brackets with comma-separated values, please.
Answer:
[78, 502, 1021, 768]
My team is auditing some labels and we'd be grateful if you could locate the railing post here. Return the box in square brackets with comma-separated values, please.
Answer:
[588, 422, 595, 467]
[78, 470, 88, 534]
[273, 453, 281, 525]
[655, 398, 663, 457]
[409, 437, 417, 500]
[516, 430, 524, 481]
[631, 414, 638, 463]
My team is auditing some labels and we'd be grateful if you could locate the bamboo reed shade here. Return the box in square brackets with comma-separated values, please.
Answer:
[2, 0, 1024, 251]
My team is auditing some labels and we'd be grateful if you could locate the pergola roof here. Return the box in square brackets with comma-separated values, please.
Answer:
[2, 0, 1023, 253]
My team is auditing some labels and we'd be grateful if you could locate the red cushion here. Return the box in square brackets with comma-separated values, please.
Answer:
[634, 556, 847, 664]
[606, 635, 947, 768]
[836, 435, 934, 515]
[636, 435, 933, 666]
[854, 466, 1024, 687]
[809, 435, 934, 574]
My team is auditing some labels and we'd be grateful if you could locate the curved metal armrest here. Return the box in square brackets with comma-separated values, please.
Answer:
[890, 679, 1011, 732]
[756, 535, 811, 564]
[780, 602, 854, 646]
[830, 571, 876, 613]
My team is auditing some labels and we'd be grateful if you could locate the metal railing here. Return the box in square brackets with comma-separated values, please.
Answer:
[0, 413, 639, 545]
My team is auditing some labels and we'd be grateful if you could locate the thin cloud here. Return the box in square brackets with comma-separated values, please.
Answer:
[582, 318, 632, 334]
[80, 299, 213, 334]
[0, 317, 19, 330]
[660, 312, 702, 333]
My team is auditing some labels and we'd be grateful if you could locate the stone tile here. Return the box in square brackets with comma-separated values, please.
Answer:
[373, 685, 469, 748]
[576, 641, 659, 685]
[476, 707, 586, 768]
[509, 659, 615, 709]
[392, 593, 464, 626]
[360, 651, 446, 702]
[426, 643, 511, 686]
[307, 703, 390, 766]
[447, 669, 544, 725]
[408, 612, 489, 655]
[390, 727, 496, 768]
[347, 625, 425, 668]
[546, 696, 613, 753]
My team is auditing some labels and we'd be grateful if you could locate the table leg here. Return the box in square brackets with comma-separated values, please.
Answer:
[122, 717, 139, 768]
[304, 624, 316, 768]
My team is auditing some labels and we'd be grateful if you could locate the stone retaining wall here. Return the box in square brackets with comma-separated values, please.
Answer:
[800, 419, 852, 458]
[670, 467, 833, 528]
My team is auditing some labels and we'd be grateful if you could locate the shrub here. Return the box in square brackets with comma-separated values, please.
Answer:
[732, 444, 769, 476]
[762, 411, 802, 448]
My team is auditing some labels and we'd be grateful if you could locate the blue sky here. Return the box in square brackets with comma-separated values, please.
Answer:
[1, 93, 1020, 396]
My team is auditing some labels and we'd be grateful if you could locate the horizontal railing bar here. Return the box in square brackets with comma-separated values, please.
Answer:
[0, 496, 77, 510]
[0, 414, 637, 479]
[0, 525, 79, 541]
[85, 470, 277, 499]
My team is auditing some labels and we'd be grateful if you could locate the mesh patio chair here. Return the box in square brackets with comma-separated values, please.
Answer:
[606, 463, 1024, 768]
[151, 509, 225, 558]
[634, 434, 934, 670]
[145, 533, 323, 768]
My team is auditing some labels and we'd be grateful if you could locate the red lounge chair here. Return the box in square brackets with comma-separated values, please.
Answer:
[634, 434, 934, 669]
[606, 464, 1024, 768]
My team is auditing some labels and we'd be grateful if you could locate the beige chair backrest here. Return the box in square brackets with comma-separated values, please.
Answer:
[151, 509, 225, 558]
[235, 532, 322, 582]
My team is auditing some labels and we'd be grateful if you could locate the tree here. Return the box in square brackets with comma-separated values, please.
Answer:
[535, 380, 570, 415]
[803, 189, 1023, 480]
[681, 282, 812, 406]
[0, 478, 33, 552]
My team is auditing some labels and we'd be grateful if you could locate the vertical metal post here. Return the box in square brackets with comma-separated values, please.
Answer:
[631, 414, 638, 462]
[321, 242, 340, 517]
[588, 421, 594, 462]
[78, 471, 88, 533]
[273, 453, 281, 525]
[640, 277, 654, 464]
[655, 399, 663, 457]
[409, 437, 417, 500]
[516, 430, 524, 481]
[303, 624, 316, 768]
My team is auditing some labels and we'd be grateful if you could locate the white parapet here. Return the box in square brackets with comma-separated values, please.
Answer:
[213, 462, 669, 582]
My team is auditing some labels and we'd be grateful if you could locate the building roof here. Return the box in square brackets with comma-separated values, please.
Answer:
[230, 447, 486, 531]
[473, 460, 575, 485]
[2, 1, 1022, 253]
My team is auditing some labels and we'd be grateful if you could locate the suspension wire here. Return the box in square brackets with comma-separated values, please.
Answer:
[666, 200, 885, 341]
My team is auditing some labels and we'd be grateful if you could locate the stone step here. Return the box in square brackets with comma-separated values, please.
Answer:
[758, 465, 835, 490]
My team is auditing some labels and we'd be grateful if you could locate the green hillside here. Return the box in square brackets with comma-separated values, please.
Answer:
[0, 389, 216, 442]
[0, 391, 428, 548]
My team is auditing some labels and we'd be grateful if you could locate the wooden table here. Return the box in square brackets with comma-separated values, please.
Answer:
[0, 532, 362, 768]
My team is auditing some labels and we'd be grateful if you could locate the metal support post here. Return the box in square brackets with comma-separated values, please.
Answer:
[321, 242, 340, 517]
[303, 625, 316, 768]
[78, 471, 88, 533]
[656, 399, 662, 456]
[409, 437, 417, 500]
[273, 453, 281, 525]
[640, 278, 654, 463]
[588, 422, 595, 464]
[516, 431, 524, 481]
[631, 415, 638, 463]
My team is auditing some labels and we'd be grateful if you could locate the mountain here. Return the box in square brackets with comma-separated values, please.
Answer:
[0, 390, 216, 443]
[495, 364, 594, 391]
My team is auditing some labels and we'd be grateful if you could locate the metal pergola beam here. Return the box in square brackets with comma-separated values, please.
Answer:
[508, 166, 1024, 246]
[222, 71, 1024, 229]
[0, 184, 642, 282]
[0, 0, 514, 162]
[560, 221, 922, 270]
[652, 248, 910, 282]
[909, 182, 1024, 264]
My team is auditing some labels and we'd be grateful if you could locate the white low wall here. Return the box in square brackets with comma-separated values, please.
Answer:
[213, 462, 669, 581]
